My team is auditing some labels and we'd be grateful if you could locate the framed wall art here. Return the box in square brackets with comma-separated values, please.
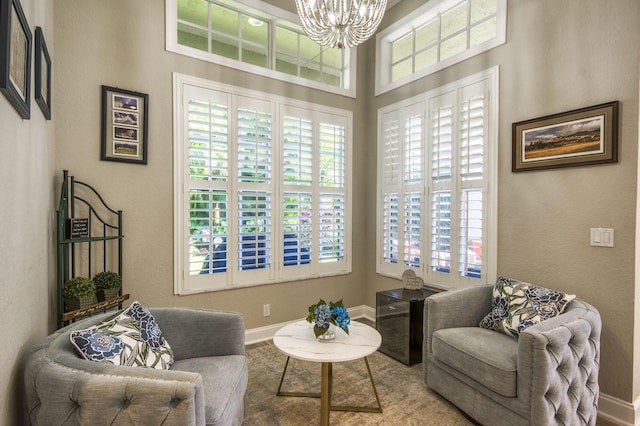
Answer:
[512, 101, 618, 172]
[101, 85, 149, 164]
[0, 0, 32, 119]
[35, 27, 51, 120]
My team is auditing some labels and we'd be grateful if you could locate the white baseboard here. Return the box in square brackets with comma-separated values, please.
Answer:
[597, 393, 640, 426]
[245, 304, 635, 426]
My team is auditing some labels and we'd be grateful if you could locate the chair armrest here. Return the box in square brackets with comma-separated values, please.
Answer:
[517, 299, 601, 426]
[151, 307, 245, 360]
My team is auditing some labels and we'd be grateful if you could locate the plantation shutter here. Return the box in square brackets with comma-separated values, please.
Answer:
[318, 121, 346, 267]
[379, 106, 424, 274]
[458, 86, 485, 279]
[403, 107, 423, 269]
[319, 123, 345, 188]
[282, 115, 313, 272]
[280, 108, 349, 278]
[236, 98, 274, 283]
[188, 99, 229, 182]
[283, 116, 313, 186]
[184, 86, 231, 292]
[283, 191, 312, 266]
[191, 189, 228, 275]
[429, 82, 486, 284]
[376, 69, 496, 288]
[381, 111, 401, 269]
[383, 113, 401, 186]
[237, 107, 271, 184]
[175, 75, 352, 295]
[238, 190, 271, 270]
[430, 97, 454, 280]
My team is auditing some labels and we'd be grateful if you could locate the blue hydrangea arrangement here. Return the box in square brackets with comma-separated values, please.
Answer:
[306, 299, 350, 338]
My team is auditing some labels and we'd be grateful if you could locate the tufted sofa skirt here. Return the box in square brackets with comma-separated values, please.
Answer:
[424, 285, 601, 426]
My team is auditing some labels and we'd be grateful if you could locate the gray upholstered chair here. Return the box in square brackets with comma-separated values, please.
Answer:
[25, 307, 248, 425]
[424, 284, 601, 426]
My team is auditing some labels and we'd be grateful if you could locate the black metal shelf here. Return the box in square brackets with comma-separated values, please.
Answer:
[59, 235, 124, 244]
[56, 170, 125, 328]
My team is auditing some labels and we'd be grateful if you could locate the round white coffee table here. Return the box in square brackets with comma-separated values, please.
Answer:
[273, 320, 383, 426]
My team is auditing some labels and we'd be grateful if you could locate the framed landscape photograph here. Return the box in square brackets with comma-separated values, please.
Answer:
[101, 85, 148, 164]
[35, 27, 51, 120]
[0, 0, 32, 119]
[512, 101, 618, 172]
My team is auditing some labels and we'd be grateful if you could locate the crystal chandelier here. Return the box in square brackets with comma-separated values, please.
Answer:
[294, 0, 388, 49]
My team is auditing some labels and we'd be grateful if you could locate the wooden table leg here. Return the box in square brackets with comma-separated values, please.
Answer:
[320, 362, 332, 426]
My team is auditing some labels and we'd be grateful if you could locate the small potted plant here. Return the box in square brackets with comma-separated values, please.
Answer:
[93, 271, 122, 301]
[63, 276, 97, 312]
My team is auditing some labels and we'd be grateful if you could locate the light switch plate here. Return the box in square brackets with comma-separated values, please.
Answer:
[590, 228, 614, 247]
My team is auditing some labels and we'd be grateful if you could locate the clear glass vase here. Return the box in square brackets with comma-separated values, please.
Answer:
[317, 325, 336, 341]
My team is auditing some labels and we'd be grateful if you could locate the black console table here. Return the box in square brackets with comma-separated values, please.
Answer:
[376, 287, 439, 365]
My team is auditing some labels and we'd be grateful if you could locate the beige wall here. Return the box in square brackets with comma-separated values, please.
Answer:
[0, 0, 55, 424]
[367, 0, 640, 404]
[0, 0, 623, 423]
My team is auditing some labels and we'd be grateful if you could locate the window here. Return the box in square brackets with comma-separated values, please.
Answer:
[375, 0, 506, 95]
[376, 67, 498, 289]
[166, 0, 356, 97]
[174, 73, 352, 294]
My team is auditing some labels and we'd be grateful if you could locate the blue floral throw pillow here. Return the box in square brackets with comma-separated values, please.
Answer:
[69, 301, 174, 369]
[479, 277, 576, 337]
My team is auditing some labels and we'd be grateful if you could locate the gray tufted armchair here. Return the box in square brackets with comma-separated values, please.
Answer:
[25, 307, 247, 425]
[423, 284, 601, 426]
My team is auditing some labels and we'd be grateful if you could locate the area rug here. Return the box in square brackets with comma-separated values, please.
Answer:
[242, 339, 476, 425]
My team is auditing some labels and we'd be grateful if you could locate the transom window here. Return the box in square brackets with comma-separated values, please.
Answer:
[166, 0, 355, 97]
[375, 0, 506, 95]
[377, 68, 498, 289]
[173, 73, 352, 294]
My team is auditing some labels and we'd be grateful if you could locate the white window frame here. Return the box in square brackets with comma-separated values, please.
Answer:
[375, 0, 506, 96]
[376, 67, 498, 289]
[166, 0, 357, 98]
[173, 72, 352, 295]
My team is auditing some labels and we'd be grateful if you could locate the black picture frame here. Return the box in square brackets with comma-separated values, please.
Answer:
[101, 85, 149, 164]
[0, 0, 32, 119]
[34, 26, 51, 120]
[512, 101, 619, 172]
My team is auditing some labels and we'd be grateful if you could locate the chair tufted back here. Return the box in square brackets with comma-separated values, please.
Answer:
[518, 298, 601, 426]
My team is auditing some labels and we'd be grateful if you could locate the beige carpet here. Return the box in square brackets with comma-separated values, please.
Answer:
[242, 338, 477, 425]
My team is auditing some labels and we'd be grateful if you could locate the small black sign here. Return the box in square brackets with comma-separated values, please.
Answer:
[68, 218, 89, 239]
